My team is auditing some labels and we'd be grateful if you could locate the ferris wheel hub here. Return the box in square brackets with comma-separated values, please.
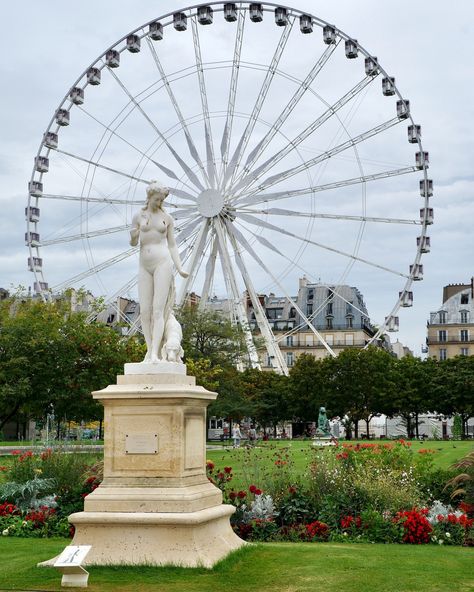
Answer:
[197, 188, 225, 218]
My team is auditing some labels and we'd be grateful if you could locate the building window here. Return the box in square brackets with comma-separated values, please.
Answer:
[327, 302, 333, 315]
[460, 329, 469, 342]
[438, 311, 447, 324]
[307, 304, 313, 316]
[325, 334, 334, 346]
[346, 316, 353, 328]
[326, 317, 333, 329]
[345, 334, 354, 345]
[305, 335, 313, 347]
[307, 289, 314, 301]
[461, 347, 469, 356]
[461, 293, 469, 305]
[460, 311, 469, 324]
[289, 307, 296, 318]
[439, 349, 447, 361]
[286, 352, 294, 367]
[438, 330, 447, 342]
[286, 335, 294, 347]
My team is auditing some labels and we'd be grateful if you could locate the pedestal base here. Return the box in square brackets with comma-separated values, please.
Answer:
[58, 505, 244, 568]
[40, 370, 245, 569]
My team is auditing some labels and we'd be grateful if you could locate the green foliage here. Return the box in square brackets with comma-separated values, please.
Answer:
[0, 478, 56, 511]
[0, 296, 144, 428]
[177, 306, 247, 367]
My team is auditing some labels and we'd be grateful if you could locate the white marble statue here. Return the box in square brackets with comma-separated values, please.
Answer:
[130, 181, 188, 363]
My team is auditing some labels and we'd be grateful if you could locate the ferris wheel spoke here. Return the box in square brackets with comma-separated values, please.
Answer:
[246, 116, 401, 196]
[145, 37, 210, 187]
[219, 9, 246, 178]
[225, 225, 287, 374]
[198, 228, 219, 309]
[41, 224, 130, 246]
[171, 207, 198, 220]
[235, 166, 418, 207]
[52, 247, 138, 292]
[41, 193, 142, 206]
[214, 219, 260, 368]
[232, 40, 340, 189]
[176, 219, 210, 306]
[236, 212, 410, 279]
[222, 16, 295, 190]
[241, 207, 421, 226]
[230, 74, 375, 196]
[175, 216, 202, 244]
[86, 275, 139, 324]
[191, 17, 218, 188]
[77, 105, 199, 194]
[225, 220, 336, 357]
[55, 148, 151, 184]
[107, 67, 205, 192]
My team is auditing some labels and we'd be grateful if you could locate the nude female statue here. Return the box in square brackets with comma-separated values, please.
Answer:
[130, 181, 188, 363]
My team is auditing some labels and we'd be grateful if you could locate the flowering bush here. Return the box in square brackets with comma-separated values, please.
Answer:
[305, 520, 330, 541]
[393, 508, 432, 544]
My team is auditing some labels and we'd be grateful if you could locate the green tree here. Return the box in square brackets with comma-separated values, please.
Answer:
[332, 347, 396, 438]
[433, 356, 474, 438]
[241, 368, 289, 435]
[288, 354, 334, 422]
[0, 297, 144, 431]
[177, 306, 248, 367]
[391, 356, 435, 438]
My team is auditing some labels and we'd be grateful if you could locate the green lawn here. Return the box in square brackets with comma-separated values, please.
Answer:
[0, 538, 472, 592]
[206, 439, 473, 485]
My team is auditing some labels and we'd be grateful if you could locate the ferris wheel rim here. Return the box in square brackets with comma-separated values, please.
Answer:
[27, 1, 432, 369]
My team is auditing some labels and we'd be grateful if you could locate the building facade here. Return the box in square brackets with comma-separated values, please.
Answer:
[246, 276, 382, 370]
[427, 278, 474, 360]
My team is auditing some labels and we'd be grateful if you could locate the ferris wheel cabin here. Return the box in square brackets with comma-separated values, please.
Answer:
[197, 6, 213, 25]
[345, 39, 358, 58]
[34, 156, 49, 173]
[399, 291, 414, 307]
[126, 34, 141, 53]
[28, 257, 43, 272]
[417, 236, 431, 253]
[106, 50, 120, 68]
[408, 124, 421, 143]
[420, 179, 433, 197]
[28, 181, 43, 197]
[173, 12, 187, 31]
[25, 206, 40, 222]
[69, 87, 84, 105]
[274, 7, 288, 26]
[149, 21, 164, 40]
[249, 4, 263, 22]
[224, 3, 237, 22]
[55, 109, 70, 126]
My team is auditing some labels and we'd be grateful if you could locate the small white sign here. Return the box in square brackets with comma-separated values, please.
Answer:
[55, 545, 91, 567]
[55, 545, 91, 587]
[125, 433, 159, 454]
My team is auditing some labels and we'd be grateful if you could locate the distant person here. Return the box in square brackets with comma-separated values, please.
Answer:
[232, 423, 242, 448]
[248, 425, 257, 446]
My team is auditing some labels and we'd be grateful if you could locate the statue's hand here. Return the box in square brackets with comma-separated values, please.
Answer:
[178, 269, 189, 278]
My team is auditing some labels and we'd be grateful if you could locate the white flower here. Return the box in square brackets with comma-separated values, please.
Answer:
[446, 532, 451, 538]
[2, 529, 9, 536]
[343, 532, 348, 537]
[438, 539, 444, 545]
[432, 535, 437, 542]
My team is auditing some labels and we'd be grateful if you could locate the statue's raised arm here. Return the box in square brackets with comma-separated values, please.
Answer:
[131, 181, 187, 364]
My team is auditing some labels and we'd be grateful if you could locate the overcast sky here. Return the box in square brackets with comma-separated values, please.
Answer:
[1, 0, 473, 357]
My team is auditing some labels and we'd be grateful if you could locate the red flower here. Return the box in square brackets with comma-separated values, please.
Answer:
[41, 448, 53, 460]
[206, 461, 215, 472]
[0, 466, 8, 472]
[10, 450, 22, 455]
[249, 485, 257, 494]
[254, 488, 263, 496]
[224, 466, 232, 474]
[237, 490, 247, 499]
[305, 521, 330, 540]
[217, 472, 225, 480]
[229, 491, 237, 500]
[394, 508, 432, 544]
[288, 486, 297, 495]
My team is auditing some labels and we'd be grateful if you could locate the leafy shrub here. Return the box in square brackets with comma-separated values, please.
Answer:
[393, 508, 432, 544]
[276, 486, 315, 526]
[0, 478, 56, 511]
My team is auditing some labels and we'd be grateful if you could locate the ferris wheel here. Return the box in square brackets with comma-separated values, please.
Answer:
[26, 2, 432, 374]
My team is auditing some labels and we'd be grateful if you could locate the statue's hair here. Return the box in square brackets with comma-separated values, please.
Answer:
[143, 180, 169, 210]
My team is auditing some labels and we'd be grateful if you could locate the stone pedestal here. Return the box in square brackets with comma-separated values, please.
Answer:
[49, 368, 244, 567]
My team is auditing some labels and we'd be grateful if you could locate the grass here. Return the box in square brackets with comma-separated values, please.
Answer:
[0, 538, 472, 592]
[206, 439, 473, 484]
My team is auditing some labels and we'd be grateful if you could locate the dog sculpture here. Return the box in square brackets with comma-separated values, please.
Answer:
[161, 313, 184, 363]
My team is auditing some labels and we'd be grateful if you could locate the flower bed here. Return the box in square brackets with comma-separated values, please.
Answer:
[206, 441, 474, 546]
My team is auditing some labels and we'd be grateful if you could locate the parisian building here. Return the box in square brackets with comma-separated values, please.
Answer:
[426, 278, 474, 360]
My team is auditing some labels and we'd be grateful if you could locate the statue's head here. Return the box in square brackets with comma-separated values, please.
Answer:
[144, 180, 169, 210]
[319, 406, 326, 414]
